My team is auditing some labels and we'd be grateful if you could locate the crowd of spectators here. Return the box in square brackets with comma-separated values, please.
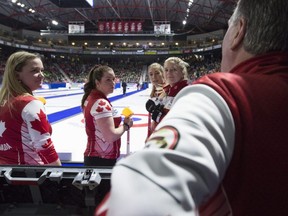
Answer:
[189, 57, 221, 82]
[0, 49, 221, 87]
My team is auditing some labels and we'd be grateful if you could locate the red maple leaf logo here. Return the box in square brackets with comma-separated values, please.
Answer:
[105, 105, 111, 111]
[30, 109, 50, 134]
[96, 106, 104, 112]
[99, 100, 106, 106]
[42, 138, 52, 148]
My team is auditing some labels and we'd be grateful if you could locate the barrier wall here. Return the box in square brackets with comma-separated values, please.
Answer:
[41, 82, 147, 90]
[49, 83, 67, 89]
[0, 166, 112, 215]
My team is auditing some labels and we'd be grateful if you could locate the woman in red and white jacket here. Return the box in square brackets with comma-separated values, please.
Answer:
[146, 57, 190, 129]
[146, 62, 166, 137]
[81, 65, 133, 167]
[0, 51, 61, 166]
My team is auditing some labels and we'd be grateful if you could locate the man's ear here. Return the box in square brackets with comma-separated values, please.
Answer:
[231, 17, 247, 50]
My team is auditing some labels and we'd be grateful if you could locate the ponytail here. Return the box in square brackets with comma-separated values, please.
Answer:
[81, 64, 112, 109]
[81, 81, 94, 108]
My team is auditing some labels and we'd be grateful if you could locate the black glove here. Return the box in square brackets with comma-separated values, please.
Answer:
[146, 99, 156, 113]
[151, 104, 164, 123]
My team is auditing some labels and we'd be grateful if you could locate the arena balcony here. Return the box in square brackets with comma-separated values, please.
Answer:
[0, 33, 222, 58]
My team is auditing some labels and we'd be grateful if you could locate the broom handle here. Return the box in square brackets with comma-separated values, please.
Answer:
[126, 129, 130, 155]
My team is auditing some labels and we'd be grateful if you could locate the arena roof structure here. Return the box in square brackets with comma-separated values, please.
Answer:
[0, 0, 237, 37]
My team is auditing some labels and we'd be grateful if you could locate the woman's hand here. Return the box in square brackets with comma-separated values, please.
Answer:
[124, 117, 133, 130]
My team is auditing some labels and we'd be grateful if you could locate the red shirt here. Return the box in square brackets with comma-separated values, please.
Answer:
[0, 95, 59, 165]
[159, 80, 189, 122]
[83, 89, 122, 159]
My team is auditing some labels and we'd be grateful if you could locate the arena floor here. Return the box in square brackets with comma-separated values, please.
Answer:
[34, 84, 151, 165]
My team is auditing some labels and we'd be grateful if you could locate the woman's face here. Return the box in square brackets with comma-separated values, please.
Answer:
[164, 61, 183, 86]
[96, 69, 116, 96]
[17, 58, 44, 91]
[148, 68, 164, 86]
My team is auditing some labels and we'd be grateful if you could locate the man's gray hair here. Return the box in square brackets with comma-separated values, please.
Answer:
[231, 0, 288, 55]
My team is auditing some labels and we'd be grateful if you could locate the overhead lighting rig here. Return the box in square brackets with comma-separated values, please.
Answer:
[10, 0, 60, 29]
[183, 0, 194, 25]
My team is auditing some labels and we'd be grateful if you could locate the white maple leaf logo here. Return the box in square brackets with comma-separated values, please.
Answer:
[0, 121, 6, 137]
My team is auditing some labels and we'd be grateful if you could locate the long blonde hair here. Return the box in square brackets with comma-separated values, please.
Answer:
[148, 62, 165, 98]
[0, 51, 41, 107]
[164, 57, 189, 81]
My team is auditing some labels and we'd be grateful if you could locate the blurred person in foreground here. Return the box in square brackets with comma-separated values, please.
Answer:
[146, 62, 166, 137]
[81, 65, 133, 167]
[0, 51, 61, 166]
[96, 0, 288, 215]
[145, 57, 189, 134]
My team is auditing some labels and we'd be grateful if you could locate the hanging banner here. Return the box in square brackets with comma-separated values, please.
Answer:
[68, 21, 85, 34]
[98, 21, 143, 33]
[154, 21, 171, 34]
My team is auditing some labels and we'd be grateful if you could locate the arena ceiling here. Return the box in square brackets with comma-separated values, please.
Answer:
[0, 0, 237, 37]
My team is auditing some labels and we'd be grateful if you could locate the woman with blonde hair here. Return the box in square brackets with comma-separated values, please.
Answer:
[146, 62, 166, 136]
[146, 57, 189, 129]
[148, 62, 166, 98]
[0, 51, 61, 166]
